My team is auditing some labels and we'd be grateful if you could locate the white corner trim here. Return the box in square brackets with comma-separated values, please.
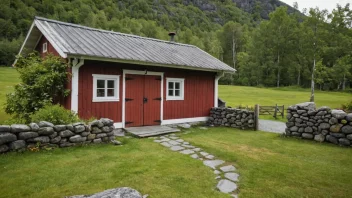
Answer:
[161, 117, 209, 125]
[166, 78, 185, 101]
[122, 69, 164, 128]
[92, 74, 120, 102]
[114, 122, 123, 128]
[71, 58, 84, 113]
[214, 72, 224, 107]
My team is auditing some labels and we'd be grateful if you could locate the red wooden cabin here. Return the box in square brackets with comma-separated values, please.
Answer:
[17, 17, 235, 128]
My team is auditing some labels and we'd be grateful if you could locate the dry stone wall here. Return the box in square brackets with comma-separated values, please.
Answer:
[0, 118, 119, 153]
[285, 102, 352, 147]
[208, 107, 256, 130]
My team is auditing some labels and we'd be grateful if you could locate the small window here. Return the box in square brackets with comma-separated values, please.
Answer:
[42, 42, 47, 53]
[166, 78, 184, 100]
[92, 74, 120, 102]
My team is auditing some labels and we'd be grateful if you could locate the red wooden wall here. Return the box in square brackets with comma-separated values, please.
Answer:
[35, 36, 60, 58]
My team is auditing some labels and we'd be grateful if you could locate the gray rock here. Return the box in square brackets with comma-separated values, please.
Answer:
[346, 113, 352, 122]
[93, 138, 102, 143]
[296, 102, 316, 111]
[330, 124, 343, 133]
[81, 132, 90, 137]
[0, 125, 10, 132]
[100, 118, 114, 126]
[96, 133, 107, 138]
[319, 123, 330, 130]
[67, 187, 142, 198]
[113, 129, 125, 137]
[178, 123, 191, 129]
[50, 136, 61, 144]
[180, 149, 195, 155]
[298, 128, 304, 133]
[341, 125, 352, 134]
[295, 118, 303, 123]
[54, 125, 66, 132]
[192, 148, 202, 152]
[338, 138, 351, 146]
[292, 132, 301, 137]
[72, 122, 84, 127]
[101, 126, 111, 133]
[329, 118, 338, 125]
[69, 135, 86, 143]
[304, 127, 313, 133]
[28, 136, 50, 143]
[91, 127, 102, 134]
[87, 134, 96, 140]
[111, 140, 121, 145]
[326, 135, 338, 144]
[60, 130, 75, 138]
[60, 142, 75, 147]
[331, 110, 347, 119]
[90, 120, 104, 128]
[168, 140, 181, 146]
[170, 145, 184, 151]
[38, 121, 54, 127]
[286, 122, 294, 128]
[74, 125, 86, 133]
[106, 131, 114, 137]
[160, 142, 171, 147]
[317, 106, 331, 112]
[18, 132, 38, 140]
[0, 144, 9, 153]
[297, 110, 306, 114]
[66, 124, 74, 131]
[220, 165, 236, 172]
[290, 126, 298, 132]
[224, 172, 240, 182]
[316, 111, 327, 116]
[190, 154, 199, 159]
[205, 155, 215, 160]
[0, 132, 17, 145]
[38, 127, 54, 135]
[302, 133, 314, 139]
[330, 133, 345, 138]
[29, 123, 39, 132]
[203, 160, 225, 169]
[216, 179, 237, 193]
[11, 124, 30, 133]
[49, 132, 58, 138]
[9, 140, 26, 150]
[314, 134, 325, 142]
[346, 134, 352, 140]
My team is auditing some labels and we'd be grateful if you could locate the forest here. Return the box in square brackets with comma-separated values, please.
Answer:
[0, 0, 351, 90]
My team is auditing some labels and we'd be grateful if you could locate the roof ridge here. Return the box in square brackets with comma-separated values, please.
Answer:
[34, 16, 196, 48]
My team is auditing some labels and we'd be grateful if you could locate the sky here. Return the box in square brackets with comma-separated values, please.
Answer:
[280, 0, 351, 12]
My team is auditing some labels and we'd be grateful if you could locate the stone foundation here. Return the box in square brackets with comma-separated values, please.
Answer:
[285, 102, 352, 146]
[208, 107, 256, 130]
[0, 118, 120, 153]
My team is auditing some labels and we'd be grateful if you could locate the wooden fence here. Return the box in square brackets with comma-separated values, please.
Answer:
[259, 104, 285, 119]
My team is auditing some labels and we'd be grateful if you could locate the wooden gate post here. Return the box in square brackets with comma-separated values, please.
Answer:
[254, 104, 259, 131]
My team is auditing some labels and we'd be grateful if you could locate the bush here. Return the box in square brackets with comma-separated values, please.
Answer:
[4, 53, 70, 122]
[342, 100, 352, 113]
[30, 104, 79, 125]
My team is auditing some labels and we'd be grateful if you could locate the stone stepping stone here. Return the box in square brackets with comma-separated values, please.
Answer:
[217, 179, 237, 193]
[214, 170, 221, 175]
[175, 139, 184, 143]
[199, 127, 208, 130]
[160, 142, 171, 147]
[231, 194, 238, 198]
[183, 145, 195, 149]
[180, 149, 195, 155]
[205, 155, 215, 160]
[224, 173, 239, 182]
[183, 142, 190, 145]
[220, 165, 236, 172]
[154, 140, 162, 143]
[168, 140, 181, 145]
[190, 154, 199, 159]
[203, 160, 225, 169]
[170, 145, 185, 151]
[169, 137, 179, 140]
[200, 152, 209, 156]
[215, 176, 221, 180]
[192, 148, 202, 152]
[160, 138, 170, 142]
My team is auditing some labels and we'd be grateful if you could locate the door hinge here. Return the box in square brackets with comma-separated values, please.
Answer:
[125, 77, 134, 80]
[125, 121, 133, 125]
[153, 97, 162, 101]
[155, 77, 162, 81]
[125, 98, 134, 102]
[154, 120, 161, 123]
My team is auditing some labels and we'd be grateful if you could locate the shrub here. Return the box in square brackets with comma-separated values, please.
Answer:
[4, 53, 70, 122]
[30, 104, 79, 125]
[342, 100, 352, 113]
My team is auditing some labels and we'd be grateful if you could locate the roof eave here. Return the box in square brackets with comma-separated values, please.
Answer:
[67, 54, 235, 73]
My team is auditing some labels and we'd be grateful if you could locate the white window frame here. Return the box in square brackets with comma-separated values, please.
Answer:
[42, 42, 47, 53]
[166, 78, 185, 100]
[92, 74, 120, 102]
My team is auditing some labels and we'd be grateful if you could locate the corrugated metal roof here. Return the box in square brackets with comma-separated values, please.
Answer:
[29, 17, 235, 72]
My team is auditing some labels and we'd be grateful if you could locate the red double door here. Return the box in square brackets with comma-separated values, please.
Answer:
[125, 74, 161, 127]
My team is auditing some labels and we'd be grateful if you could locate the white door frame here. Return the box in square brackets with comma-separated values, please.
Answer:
[122, 70, 164, 128]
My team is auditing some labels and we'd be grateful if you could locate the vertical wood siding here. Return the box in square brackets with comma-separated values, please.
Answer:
[143, 75, 161, 125]
[125, 74, 144, 127]
[35, 36, 60, 58]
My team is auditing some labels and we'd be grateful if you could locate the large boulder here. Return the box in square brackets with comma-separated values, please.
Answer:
[69, 135, 86, 143]
[341, 125, 352, 134]
[60, 130, 75, 138]
[38, 121, 54, 127]
[67, 187, 142, 198]
[90, 120, 104, 128]
[0, 125, 11, 132]
[302, 133, 314, 139]
[74, 125, 86, 133]
[346, 113, 352, 122]
[100, 118, 114, 126]
[11, 124, 30, 133]
[9, 140, 26, 150]
[331, 110, 347, 120]
[314, 134, 325, 142]
[0, 144, 9, 153]
[326, 135, 338, 144]
[319, 123, 330, 130]
[38, 127, 55, 135]
[54, 125, 66, 132]
[29, 123, 40, 132]
[296, 102, 316, 111]
[0, 132, 17, 145]
[330, 124, 343, 133]
[18, 132, 39, 140]
[338, 138, 351, 146]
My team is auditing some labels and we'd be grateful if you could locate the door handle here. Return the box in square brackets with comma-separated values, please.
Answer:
[143, 97, 148, 103]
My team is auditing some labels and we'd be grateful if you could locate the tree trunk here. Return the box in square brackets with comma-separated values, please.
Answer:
[297, 68, 301, 86]
[310, 59, 315, 102]
[277, 51, 280, 88]
[232, 32, 236, 70]
[342, 73, 346, 90]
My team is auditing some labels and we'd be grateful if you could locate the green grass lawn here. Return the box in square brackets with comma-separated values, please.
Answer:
[1, 128, 352, 198]
[0, 67, 19, 123]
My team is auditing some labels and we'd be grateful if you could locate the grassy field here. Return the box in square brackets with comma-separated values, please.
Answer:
[1, 128, 351, 198]
[0, 67, 19, 123]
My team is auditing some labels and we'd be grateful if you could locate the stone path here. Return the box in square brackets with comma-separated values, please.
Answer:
[153, 133, 239, 197]
[258, 119, 286, 134]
